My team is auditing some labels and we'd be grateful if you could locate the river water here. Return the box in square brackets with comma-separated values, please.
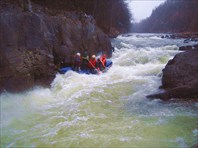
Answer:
[1, 33, 198, 147]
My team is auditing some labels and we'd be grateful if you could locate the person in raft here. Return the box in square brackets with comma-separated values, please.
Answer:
[81, 51, 89, 72]
[88, 55, 97, 74]
[97, 54, 106, 71]
[73, 52, 82, 72]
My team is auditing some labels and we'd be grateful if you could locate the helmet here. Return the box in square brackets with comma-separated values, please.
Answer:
[76, 53, 80, 56]
[92, 55, 96, 58]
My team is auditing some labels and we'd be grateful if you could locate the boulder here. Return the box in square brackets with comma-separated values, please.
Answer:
[179, 45, 193, 51]
[179, 44, 198, 51]
[147, 49, 198, 100]
[147, 84, 198, 101]
[162, 50, 198, 88]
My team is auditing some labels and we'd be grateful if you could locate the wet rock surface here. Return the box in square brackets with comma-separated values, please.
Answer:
[32, 0, 132, 38]
[147, 49, 198, 100]
[0, 1, 112, 92]
[179, 44, 198, 51]
[161, 33, 198, 40]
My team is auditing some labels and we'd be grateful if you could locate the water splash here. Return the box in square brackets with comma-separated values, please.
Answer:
[1, 33, 198, 147]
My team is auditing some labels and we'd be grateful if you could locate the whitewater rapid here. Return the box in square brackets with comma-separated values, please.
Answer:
[1, 33, 198, 147]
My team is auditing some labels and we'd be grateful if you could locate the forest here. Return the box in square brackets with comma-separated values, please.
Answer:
[133, 0, 198, 33]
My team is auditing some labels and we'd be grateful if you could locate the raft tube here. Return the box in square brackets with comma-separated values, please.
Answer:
[59, 59, 113, 74]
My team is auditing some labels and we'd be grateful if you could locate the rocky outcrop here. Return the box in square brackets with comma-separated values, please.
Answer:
[0, 1, 112, 92]
[162, 50, 198, 88]
[32, 0, 132, 37]
[161, 33, 198, 40]
[147, 49, 198, 100]
[179, 44, 198, 51]
[147, 85, 198, 101]
[160, 33, 198, 51]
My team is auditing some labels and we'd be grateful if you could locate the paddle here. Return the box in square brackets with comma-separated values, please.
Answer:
[88, 60, 101, 75]
[98, 58, 106, 70]
[98, 55, 106, 72]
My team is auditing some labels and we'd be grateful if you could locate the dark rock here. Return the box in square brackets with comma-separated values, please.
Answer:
[147, 49, 198, 100]
[191, 143, 198, 148]
[183, 39, 189, 43]
[31, 0, 132, 38]
[170, 35, 176, 39]
[184, 38, 198, 43]
[0, 1, 112, 93]
[147, 85, 198, 101]
[193, 44, 198, 49]
[162, 50, 198, 88]
[179, 44, 198, 51]
[179, 45, 193, 51]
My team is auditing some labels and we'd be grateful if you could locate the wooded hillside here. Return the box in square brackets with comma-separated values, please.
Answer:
[133, 0, 198, 33]
[32, 0, 132, 37]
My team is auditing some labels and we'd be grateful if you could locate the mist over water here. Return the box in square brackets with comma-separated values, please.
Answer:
[1, 34, 198, 147]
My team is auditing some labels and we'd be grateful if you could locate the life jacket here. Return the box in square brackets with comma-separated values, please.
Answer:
[74, 55, 81, 68]
[98, 54, 106, 67]
[88, 58, 96, 68]
[101, 54, 106, 67]
[75, 55, 81, 63]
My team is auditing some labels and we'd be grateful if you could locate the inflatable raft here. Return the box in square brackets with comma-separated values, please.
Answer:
[59, 59, 113, 74]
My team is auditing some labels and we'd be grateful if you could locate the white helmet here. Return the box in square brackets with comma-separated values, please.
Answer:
[76, 53, 80, 56]
[92, 55, 96, 58]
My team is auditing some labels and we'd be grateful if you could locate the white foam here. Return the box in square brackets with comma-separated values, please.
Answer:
[1, 33, 197, 147]
[175, 137, 187, 148]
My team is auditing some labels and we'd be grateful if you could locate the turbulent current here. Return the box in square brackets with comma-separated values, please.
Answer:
[1, 34, 198, 147]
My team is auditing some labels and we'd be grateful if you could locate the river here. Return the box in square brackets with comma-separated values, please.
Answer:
[1, 33, 198, 147]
